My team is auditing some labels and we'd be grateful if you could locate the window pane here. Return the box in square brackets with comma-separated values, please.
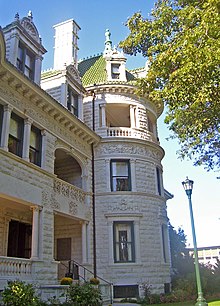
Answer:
[113, 178, 129, 191]
[30, 129, 37, 148]
[9, 118, 19, 138]
[18, 46, 23, 60]
[112, 162, 128, 176]
[29, 127, 41, 166]
[114, 222, 134, 263]
[25, 54, 31, 67]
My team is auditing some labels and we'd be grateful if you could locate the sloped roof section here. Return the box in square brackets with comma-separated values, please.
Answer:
[78, 54, 135, 87]
[78, 55, 106, 87]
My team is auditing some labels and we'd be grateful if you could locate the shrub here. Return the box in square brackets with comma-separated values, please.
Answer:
[149, 293, 161, 304]
[66, 282, 102, 306]
[89, 277, 100, 285]
[60, 277, 73, 285]
[2, 280, 41, 306]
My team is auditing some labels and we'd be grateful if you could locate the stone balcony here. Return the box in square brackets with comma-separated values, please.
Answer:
[53, 177, 90, 220]
[97, 127, 158, 143]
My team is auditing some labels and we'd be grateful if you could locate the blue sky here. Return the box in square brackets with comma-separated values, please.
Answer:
[1, 0, 219, 248]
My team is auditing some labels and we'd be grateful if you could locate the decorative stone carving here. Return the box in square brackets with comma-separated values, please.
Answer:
[50, 194, 61, 210]
[96, 143, 162, 160]
[69, 201, 78, 215]
[108, 199, 141, 213]
[53, 179, 85, 203]
[67, 65, 82, 83]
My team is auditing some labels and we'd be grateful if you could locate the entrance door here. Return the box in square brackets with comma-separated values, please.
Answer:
[7, 220, 32, 258]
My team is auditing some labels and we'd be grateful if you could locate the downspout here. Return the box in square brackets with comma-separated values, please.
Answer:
[91, 90, 97, 278]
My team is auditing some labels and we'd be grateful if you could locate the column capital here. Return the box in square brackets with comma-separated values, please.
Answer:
[41, 129, 47, 137]
[30, 205, 42, 212]
[3, 104, 13, 112]
[24, 117, 33, 125]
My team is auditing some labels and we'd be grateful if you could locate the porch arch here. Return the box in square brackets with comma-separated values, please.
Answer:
[54, 148, 83, 189]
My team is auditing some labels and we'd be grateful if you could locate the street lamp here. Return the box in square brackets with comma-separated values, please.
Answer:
[182, 177, 208, 306]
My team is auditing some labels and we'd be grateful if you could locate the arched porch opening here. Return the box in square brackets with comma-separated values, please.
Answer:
[54, 149, 82, 189]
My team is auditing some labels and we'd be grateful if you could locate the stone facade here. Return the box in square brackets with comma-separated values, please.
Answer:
[0, 13, 172, 300]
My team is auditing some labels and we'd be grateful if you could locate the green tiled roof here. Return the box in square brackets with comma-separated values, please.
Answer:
[78, 55, 107, 87]
[41, 69, 61, 79]
[78, 54, 135, 87]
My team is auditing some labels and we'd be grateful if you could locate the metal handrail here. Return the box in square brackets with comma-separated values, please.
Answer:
[61, 260, 113, 303]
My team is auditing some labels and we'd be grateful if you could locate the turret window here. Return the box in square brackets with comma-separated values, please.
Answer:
[113, 221, 135, 263]
[111, 64, 120, 79]
[110, 159, 131, 191]
[17, 42, 35, 80]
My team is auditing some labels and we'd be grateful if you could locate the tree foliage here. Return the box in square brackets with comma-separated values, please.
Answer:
[168, 223, 194, 277]
[120, 0, 220, 171]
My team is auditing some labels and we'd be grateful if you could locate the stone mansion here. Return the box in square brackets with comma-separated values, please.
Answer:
[0, 12, 173, 301]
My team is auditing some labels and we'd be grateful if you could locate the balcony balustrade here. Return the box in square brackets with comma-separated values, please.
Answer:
[0, 256, 32, 278]
[106, 127, 158, 143]
[54, 178, 85, 203]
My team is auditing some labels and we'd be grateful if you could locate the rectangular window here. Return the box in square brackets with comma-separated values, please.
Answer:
[8, 113, 23, 157]
[114, 285, 139, 299]
[111, 64, 120, 79]
[29, 126, 42, 166]
[113, 221, 135, 263]
[7, 220, 32, 259]
[156, 167, 162, 195]
[67, 87, 79, 116]
[110, 160, 131, 191]
[17, 42, 35, 80]
[161, 224, 169, 263]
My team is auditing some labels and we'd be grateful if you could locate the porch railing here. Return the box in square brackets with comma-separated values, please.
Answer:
[53, 178, 86, 203]
[0, 256, 32, 277]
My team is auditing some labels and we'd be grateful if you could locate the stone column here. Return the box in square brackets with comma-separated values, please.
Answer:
[40, 130, 47, 170]
[31, 206, 41, 260]
[82, 221, 88, 264]
[108, 220, 114, 264]
[22, 118, 33, 161]
[34, 55, 43, 85]
[130, 105, 136, 128]
[105, 159, 111, 191]
[100, 104, 106, 127]
[130, 159, 137, 192]
[78, 95, 83, 121]
[8, 32, 19, 66]
[134, 220, 141, 263]
[0, 105, 13, 150]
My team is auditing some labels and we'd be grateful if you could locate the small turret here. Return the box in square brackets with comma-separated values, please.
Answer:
[2, 11, 47, 85]
[103, 29, 127, 82]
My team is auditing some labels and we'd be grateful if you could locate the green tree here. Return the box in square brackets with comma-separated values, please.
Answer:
[168, 223, 194, 276]
[120, 0, 220, 171]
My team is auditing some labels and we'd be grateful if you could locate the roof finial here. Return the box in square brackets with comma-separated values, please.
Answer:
[27, 10, 33, 20]
[104, 29, 112, 55]
[14, 12, 19, 21]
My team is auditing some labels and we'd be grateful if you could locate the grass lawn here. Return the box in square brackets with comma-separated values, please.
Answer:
[149, 301, 220, 306]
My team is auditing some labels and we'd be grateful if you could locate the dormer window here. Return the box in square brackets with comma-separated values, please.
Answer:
[17, 41, 35, 80]
[111, 64, 120, 79]
[67, 86, 79, 117]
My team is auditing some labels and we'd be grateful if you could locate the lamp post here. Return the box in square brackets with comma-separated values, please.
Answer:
[182, 177, 208, 306]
